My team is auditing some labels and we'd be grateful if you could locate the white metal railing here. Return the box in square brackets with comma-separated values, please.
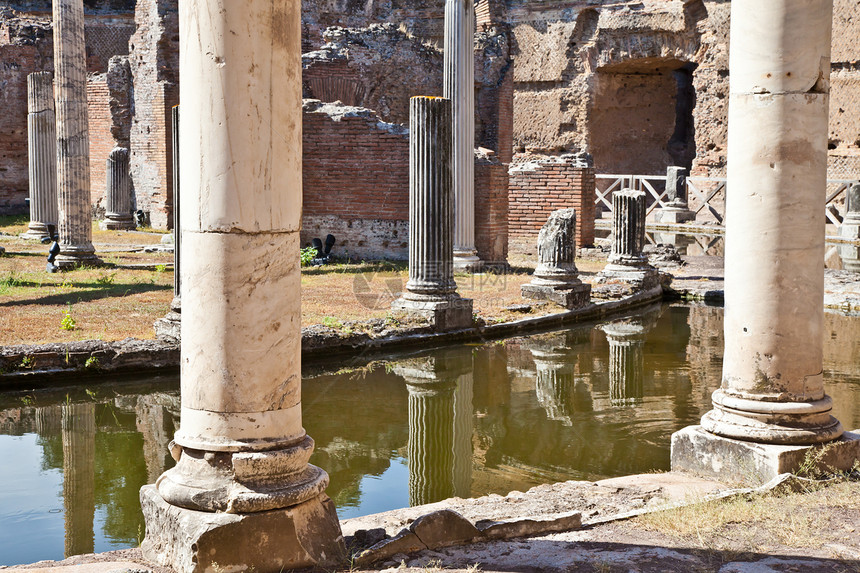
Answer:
[595, 174, 859, 229]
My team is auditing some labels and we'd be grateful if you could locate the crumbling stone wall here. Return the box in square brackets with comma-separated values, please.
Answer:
[508, 155, 595, 249]
[0, 3, 133, 215]
[128, 0, 178, 229]
[475, 150, 509, 264]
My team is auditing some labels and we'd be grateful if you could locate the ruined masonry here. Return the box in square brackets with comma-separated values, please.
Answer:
[139, 1, 344, 571]
[392, 96, 474, 331]
[672, 0, 860, 484]
[53, 0, 99, 268]
[656, 166, 695, 224]
[521, 208, 591, 309]
[839, 183, 860, 272]
[22, 71, 58, 240]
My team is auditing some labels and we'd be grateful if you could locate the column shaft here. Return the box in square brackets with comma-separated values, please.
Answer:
[444, 0, 480, 269]
[23, 71, 58, 240]
[407, 383, 456, 506]
[53, 0, 98, 267]
[702, 0, 842, 444]
[62, 402, 95, 558]
[101, 148, 135, 230]
[406, 96, 456, 298]
[609, 190, 647, 265]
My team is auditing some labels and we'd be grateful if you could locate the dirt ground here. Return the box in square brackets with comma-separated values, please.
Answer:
[0, 217, 609, 345]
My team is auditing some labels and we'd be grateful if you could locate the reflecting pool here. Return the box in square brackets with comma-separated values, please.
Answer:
[1, 303, 859, 565]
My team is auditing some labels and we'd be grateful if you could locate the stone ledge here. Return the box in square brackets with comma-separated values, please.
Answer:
[671, 425, 860, 485]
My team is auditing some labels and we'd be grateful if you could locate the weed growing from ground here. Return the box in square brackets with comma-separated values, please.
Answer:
[61, 304, 76, 331]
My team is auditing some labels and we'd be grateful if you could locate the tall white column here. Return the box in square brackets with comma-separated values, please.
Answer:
[22, 71, 58, 240]
[445, 0, 481, 271]
[53, 0, 99, 268]
[140, 2, 344, 571]
[701, 0, 842, 445]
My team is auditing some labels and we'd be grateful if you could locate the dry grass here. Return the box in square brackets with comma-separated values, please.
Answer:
[633, 478, 860, 557]
[2, 217, 608, 344]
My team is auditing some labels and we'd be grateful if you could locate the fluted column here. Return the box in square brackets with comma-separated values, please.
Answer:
[407, 380, 456, 506]
[22, 71, 58, 240]
[445, 0, 481, 271]
[62, 402, 95, 558]
[53, 0, 99, 268]
[602, 323, 646, 407]
[839, 184, 860, 272]
[100, 147, 135, 230]
[154, 106, 181, 343]
[700, 0, 842, 445]
[393, 96, 473, 330]
[140, 1, 343, 571]
[521, 208, 591, 308]
[597, 189, 658, 289]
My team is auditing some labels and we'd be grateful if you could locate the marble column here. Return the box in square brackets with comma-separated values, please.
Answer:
[62, 402, 95, 558]
[596, 189, 658, 289]
[22, 71, 58, 241]
[839, 184, 860, 272]
[99, 147, 135, 230]
[139, 2, 344, 571]
[53, 0, 99, 268]
[393, 96, 473, 330]
[444, 0, 481, 271]
[673, 0, 859, 484]
[601, 322, 647, 407]
[521, 208, 591, 309]
[656, 166, 695, 224]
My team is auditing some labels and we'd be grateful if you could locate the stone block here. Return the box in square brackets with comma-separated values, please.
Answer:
[476, 511, 582, 540]
[670, 425, 860, 486]
[596, 266, 660, 291]
[354, 530, 426, 567]
[392, 296, 474, 331]
[655, 208, 695, 224]
[409, 509, 481, 548]
[140, 485, 345, 573]
[521, 282, 591, 310]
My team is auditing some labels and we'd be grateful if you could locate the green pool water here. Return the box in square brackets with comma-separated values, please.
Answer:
[1, 302, 858, 566]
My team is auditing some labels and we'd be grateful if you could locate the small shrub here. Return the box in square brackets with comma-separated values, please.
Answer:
[321, 316, 343, 329]
[155, 264, 167, 273]
[61, 304, 76, 331]
[300, 246, 317, 267]
[84, 357, 100, 370]
[96, 272, 117, 285]
[19, 356, 34, 369]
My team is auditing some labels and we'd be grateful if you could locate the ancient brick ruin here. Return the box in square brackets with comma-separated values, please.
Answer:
[0, 0, 858, 257]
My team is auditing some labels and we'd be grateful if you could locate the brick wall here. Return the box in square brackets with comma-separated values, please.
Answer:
[475, 153, 509, 264]
[302, 100, 410, 260]
[508, 158, 595, 248]
[302, 99, 510, 264]
[86, 76, 112, 212]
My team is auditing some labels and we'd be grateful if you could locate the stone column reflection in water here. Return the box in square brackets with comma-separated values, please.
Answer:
[395, 351, 471, 506]
[393, 96, 473, 330]
[839, 184, 860, 272]
[23, 71, 58, 240]
[100, 147, 135, 230]
[452, 372, 473, 498]
[139, 1, 344, 571]
[62, 401, 95, 558]
[53, 0, 99, 268]
[673, 0, 859, 484]
[527, 330, 590, 425]
[597, 190, 657, 289]
[444, 0, 481, 271]
[602, 322, 646, 407]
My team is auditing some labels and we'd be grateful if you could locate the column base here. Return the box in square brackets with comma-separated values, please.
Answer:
[453, 250, 483, 273]
[671, 425, 860, 486]
[655, 207, 696, 224]
[392, 295, 474, 330]
[521, 281, 591, 310]
[20, 222, 52, 240]
[99, 215, 136, 231]
[140, 485, 346, 573]
[596, 264, 659, 290]
[154, 296, 181, 344]
[55, 253, 103, 269]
